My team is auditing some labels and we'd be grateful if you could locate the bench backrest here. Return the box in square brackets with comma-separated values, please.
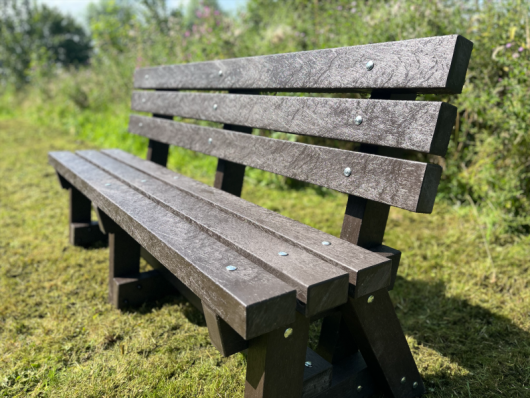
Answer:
[129, 35, 472, 246]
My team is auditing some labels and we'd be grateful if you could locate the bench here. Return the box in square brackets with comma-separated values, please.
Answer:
[49, 34, 472, 398]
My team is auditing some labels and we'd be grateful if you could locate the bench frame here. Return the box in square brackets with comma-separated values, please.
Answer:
[52, 35, 473, 398]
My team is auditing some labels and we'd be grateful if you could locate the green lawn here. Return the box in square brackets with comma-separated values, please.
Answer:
[0, 118, 529, 397]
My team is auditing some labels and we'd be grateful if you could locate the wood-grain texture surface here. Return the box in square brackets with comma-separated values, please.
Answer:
[134, 35, 472, 94]
[131, 91, 456, 155]
[102, 149, 393, 297]
[128, 115, 441, 213]
[49, 151, 296, 340]
[77, 149, 350, 317]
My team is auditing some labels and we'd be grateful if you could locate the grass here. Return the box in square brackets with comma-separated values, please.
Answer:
[0, 117, 529, 397]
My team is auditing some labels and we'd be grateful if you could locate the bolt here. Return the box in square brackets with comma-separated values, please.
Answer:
[322, 241, 331, 246]
[367, 295, 375, 304]
[141, 179, 146, 182]
[357, 385, 363, 392]
[401, 377, 407, 384]
[208, 138, 213, 144]
[226, 265, 237, 271]
[213, 104, 218, 110]
[137, 284, 142, 290]
[284, 328, 293, 338]
[139, 123, 143, 127]
[304, 361, 312, 368]
[145, 75, 149, 79]
[173, 176, 179, 179]
[218, 70, 223, 76]
[343, 167, 352, 177]
[413, 382, 418, 389]
[365, 60, 374, 71]
[278, 252, 288, 256]
[142, 98, 145, 103]
[355, 115, 363, 125]
[105, 183, 111, 186]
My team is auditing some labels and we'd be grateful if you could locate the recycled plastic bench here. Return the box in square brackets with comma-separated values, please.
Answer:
[49, 34, 472, 398]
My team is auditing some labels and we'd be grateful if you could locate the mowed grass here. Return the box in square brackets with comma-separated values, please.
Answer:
[0, 118, 529, 397]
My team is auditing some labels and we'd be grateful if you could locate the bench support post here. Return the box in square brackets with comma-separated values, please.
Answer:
[245, 312, 310, 398]
[146, 113, 172, 166]
[68, 185, 106, 247]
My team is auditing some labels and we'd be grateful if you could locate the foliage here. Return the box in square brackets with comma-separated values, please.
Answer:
[1, 0, 530, 239]
[0, 0, 91, 86]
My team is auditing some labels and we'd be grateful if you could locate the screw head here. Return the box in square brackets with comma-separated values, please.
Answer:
[145, 75, 149, 79]
[226, 265, 237, 271]
[278, 251, 288, 256]
[357, 385, 363, 392]
[355, 115, 363, 125]
[142, 98, 145, 103]
[218, 70, 223, 76]
[284, 328, 293, 338]
[137, 284, 142, 290]
[173, 176, 179, 179]
[208, 138, 213, 144]
[139, 123, 143, 127]
[367, 295, 375, 304]
[413, 382, 418, 389]
[401, 377, 407, 384]
[322, 241, 331, 246]
[365, 60, 374, 71]
[304, 361, 312, 368]
[213, 104, 218, 110]
[141, 179, 146, 182]
[343, 167, 352, 177]
[105, 183, 111, 186]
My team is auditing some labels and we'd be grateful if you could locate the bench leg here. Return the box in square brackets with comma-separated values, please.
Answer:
[69, 186, 107, 247]
[340, 289, 425, 398]
[245, 312, 310, 398]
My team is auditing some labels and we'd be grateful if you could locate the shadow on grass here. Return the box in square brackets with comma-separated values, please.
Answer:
[394, 276, 529, 394]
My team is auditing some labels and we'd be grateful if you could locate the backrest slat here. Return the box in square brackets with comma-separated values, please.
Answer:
[129, 115, 441, 213]
[134, 35, 472, 94]
[131, 91, 456, 156]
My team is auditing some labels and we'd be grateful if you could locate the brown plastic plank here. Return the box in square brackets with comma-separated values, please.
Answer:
[134, 35, 473, 94]
[128, 115, 442, 213]
[131, 91, 456, 156]
[77, 150, 349, 317]
[100, 149, 393, 298]
[48, 151, 296, 340]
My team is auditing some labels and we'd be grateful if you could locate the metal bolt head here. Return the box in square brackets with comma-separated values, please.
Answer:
[142, 98, 145, 103]
[343, 167, 352, 177]
[213, 104, 218, 110]
[401, 377, 407, 384]
[322, 241, 331, 246]
[304, 361, 312, 368]
[226, 265, 237, 271]
[357, 385, 363, 392]
[105, 183, 111, 186]
[173, 176, 179, 179]
[413, 382, 418, 389]
[208, 138, 213, 144]
[139, 123, 143, 127]
[137, 284, 142, 290]
[145, 74, 149, 79]
[365, 60, 374, 71]
[278, 251, 288, 256]
[218, 70, 223, 76]
[141, 179, 146, 182]
[367, 295, 375, 304]
[284, 328, 293, 338]
[355, 115, 363, 125]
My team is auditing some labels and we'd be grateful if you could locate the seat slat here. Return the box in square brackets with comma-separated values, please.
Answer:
[48, 151, 297, 340]
[101, 149, 394, 298]
[76, 150, 350, 317]
[129, 115, 442, 213]
[131, 91, 456, 156]
[134, 35, 472, 94]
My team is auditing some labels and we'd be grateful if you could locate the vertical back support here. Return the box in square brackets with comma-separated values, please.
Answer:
[146, 113, 172, 166]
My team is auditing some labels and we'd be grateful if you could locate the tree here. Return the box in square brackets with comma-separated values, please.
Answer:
[0, 0, 92, 85]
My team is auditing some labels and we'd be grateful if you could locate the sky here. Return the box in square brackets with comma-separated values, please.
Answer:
[37, 0, 247, 23]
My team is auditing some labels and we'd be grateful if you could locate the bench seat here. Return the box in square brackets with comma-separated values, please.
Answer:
[49, 150, 392, 338]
